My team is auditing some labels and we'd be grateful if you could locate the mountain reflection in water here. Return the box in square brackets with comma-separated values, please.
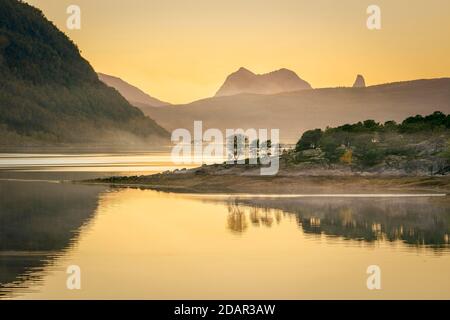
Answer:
[0, 181, 106, 297]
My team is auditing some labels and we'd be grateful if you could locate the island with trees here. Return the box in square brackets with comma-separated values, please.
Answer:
[87, 112, 450, 194]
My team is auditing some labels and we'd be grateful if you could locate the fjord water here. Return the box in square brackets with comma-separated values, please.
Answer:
[0, 152, 450, 299]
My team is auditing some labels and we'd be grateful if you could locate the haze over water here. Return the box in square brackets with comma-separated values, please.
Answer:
[1, 152, 449, 299]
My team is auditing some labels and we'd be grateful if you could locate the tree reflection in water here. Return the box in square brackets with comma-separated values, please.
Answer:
[224, 196, 450, 249]
[227, 200, 285, 233]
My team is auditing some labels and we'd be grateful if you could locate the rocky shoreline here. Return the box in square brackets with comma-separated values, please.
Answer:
[85, 162, 450, 194]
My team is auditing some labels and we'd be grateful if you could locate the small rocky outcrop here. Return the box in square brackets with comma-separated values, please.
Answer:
[353, 74, 366, 88]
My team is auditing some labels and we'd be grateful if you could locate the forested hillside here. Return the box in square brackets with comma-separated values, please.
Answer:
[0, 0, 168, 146]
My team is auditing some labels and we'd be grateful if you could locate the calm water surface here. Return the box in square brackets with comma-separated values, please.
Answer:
[0, 152, 449, 299]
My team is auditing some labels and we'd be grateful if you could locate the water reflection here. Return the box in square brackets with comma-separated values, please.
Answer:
[227, 201, 284, 233]
[0, 181, 106, 297]
[223, 197, 450, 250]
[1, 180, 450, 299]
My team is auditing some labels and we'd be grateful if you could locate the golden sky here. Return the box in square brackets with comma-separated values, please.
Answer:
[27, 0, 450, 104]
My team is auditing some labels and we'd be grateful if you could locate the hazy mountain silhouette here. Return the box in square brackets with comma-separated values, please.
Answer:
[0, 0, 168, 146]
[98, 73, 170, 107]
[144, 78, 450, 143]
[215, 67, 312, 96]
[353, 74, 366, 88]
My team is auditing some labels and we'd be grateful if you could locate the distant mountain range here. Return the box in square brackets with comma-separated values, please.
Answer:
[143, 78, 450, 143]
[0, 0, 168, 146]
[98, 73, 170, 107]
[215, 67, 312, 96]
[2, 0, 449, 147]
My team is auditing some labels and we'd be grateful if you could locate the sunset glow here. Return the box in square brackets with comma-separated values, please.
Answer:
[26, 0, 450, 104]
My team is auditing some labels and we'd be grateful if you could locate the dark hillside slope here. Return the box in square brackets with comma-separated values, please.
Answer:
[0, 0, 167, 146]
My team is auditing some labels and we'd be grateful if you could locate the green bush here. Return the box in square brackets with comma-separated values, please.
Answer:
[293, 111, 450, 167]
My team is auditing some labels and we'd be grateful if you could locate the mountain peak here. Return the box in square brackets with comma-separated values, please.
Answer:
[216, 67, 312, 97]
[353, 74, 366, 88]
[98, 73, 170, 107]
[236, 67, 253, 74]
[227, 67, 255, 80]
[273, 68, 296, 74]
